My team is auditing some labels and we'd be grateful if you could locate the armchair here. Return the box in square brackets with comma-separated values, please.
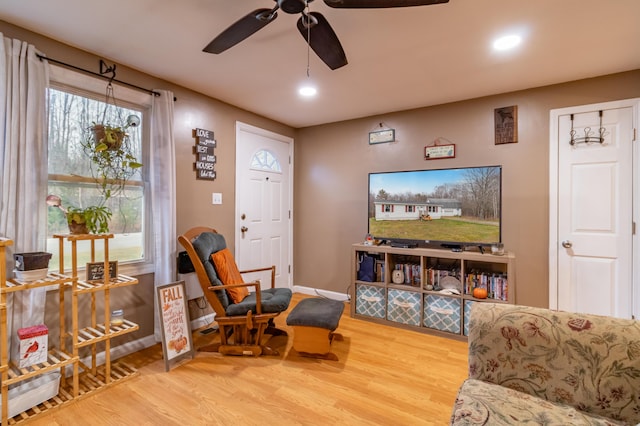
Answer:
[178, 226, 292, 356]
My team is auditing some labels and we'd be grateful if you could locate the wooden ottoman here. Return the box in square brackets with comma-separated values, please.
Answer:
[286, 297, 344, 361]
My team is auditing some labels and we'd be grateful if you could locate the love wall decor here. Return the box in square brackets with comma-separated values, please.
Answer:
[192, 128, 216, 180]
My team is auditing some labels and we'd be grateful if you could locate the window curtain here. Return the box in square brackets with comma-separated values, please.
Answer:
[0, 33, 49, 361]
[149, 90, 176, 340]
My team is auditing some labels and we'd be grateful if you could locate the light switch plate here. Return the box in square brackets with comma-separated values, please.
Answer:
[212, 193, 222, 205]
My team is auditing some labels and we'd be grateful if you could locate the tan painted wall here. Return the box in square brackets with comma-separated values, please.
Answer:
[4, 20, 640, 318]
[294, 70, 640, 308]
[2, 21, 294, 343]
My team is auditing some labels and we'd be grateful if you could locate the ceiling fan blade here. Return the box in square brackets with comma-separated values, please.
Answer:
[324, 0, 448, 8]
[297, 12, 347, 70]
[203, 8, 277, 54]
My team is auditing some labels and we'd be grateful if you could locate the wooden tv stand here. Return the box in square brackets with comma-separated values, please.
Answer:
[351, 243, 515, 339]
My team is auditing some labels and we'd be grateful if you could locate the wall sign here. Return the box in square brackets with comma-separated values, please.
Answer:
[86, 261, 118, 282]
[192, 128, 217, 180]
[424, 144, 456, 160]
[157, 281, 194, 371]
[369, 129, 395, 144]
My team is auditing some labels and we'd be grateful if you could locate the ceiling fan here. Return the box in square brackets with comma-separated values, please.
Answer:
[203, 0, 449, 70]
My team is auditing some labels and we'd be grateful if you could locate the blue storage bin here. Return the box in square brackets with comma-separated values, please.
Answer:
[355, 284, 386, 319]
[423, 294, 461, 334]
[387, 289, 421, 326]
[464, 300, 476, 336]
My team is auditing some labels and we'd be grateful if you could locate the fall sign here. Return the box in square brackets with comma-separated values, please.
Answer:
[157, 281, 194, 371]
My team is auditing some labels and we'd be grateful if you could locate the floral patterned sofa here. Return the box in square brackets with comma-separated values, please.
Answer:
[450, 302, 640, 425]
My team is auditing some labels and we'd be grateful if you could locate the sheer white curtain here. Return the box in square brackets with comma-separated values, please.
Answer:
[0, 33, 49, 361]
[149, 90, 176, 340]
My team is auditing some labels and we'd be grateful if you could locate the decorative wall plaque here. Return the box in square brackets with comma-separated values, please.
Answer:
[494, 105, 518, 145]
[192, 128, 216, 180]
[369, 129, 395, 144]
[424, 144, 455, 160]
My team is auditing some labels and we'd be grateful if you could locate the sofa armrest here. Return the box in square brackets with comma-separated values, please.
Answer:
[467, 302, 640, 424]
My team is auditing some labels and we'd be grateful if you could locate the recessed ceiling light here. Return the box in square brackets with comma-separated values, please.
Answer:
[493, 35, 521, 51]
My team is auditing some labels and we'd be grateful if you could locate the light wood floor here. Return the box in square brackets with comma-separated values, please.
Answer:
[26, 294, 468, 425]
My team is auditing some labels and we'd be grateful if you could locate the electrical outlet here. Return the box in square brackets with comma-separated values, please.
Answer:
[212, 193, 222, 205]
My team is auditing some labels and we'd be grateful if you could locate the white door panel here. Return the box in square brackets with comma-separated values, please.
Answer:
[236, 122, 293, 290]
[554, 106, 634, 318]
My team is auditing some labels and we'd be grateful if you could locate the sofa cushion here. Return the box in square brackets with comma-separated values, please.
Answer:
[211, 249, 248, 303]
[451, 379, 625, 426]
[467, 303, 640, 424]
[225, 288, 292, 317]
[190, 232, 229, 308]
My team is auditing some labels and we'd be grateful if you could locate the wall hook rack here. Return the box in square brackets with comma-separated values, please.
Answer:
[570, 110, 606, 145]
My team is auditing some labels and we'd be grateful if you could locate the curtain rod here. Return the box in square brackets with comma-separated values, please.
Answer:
[36, 54, 162, 97]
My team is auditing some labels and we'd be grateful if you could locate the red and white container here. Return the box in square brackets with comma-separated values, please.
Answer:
[17, 324, 48, 368]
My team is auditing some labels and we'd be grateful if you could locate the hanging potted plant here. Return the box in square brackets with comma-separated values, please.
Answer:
[90, 123, 126, 151]
[46, 195, 112, 234]
[81, 82, 143, 201]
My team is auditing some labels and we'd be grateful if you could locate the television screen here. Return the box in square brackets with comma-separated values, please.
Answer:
[368, 166, 502, 247]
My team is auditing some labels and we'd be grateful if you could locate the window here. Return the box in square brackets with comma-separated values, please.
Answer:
[46, 72, 151, 273]
[406, 205, 415, 213]
[250, 149, 282, 173]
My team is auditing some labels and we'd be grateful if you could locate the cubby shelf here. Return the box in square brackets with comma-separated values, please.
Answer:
[0, 235, 140, 424]
[351, 243, 516, 339]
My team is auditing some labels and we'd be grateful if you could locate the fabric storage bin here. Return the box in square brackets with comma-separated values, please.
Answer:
[423, 294, 461, 334]
[0, 371, 60, 419]
[387, 289, 421, 326]
[355, 284, 386, 319]
[463, 300, 476, 336]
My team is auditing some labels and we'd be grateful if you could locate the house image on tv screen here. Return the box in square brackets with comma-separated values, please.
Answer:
[374, 198, 462, 221]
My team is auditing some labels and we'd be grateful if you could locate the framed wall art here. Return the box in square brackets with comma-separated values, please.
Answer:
[495, 105, 518, 145]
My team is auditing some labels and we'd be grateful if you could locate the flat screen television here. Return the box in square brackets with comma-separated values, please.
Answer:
[368, 166, 502, 248]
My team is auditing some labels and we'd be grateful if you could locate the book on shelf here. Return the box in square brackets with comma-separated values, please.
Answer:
[465, 271, 508, 301]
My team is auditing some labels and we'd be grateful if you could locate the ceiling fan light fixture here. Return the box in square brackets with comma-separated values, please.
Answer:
[298, 83, 318, 97]
[493, 34, 521, 51]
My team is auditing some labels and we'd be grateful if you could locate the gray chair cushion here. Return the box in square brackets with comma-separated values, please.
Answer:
[191, 232, 229, 308]
[286, 297, 344, 331]
[226, 287, 293, 316]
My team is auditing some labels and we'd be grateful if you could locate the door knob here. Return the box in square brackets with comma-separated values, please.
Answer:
[241, 226, 248, 235]
[562, 240, 572, 248]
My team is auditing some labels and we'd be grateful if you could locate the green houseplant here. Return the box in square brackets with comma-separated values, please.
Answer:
[81, 82, 143, 201]
[83, 118, 143, 201]
[46, 195, 112, 234]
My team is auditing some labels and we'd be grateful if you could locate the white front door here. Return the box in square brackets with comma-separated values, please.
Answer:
[550, 102, 636, 318]
[235, 122, 293, 290]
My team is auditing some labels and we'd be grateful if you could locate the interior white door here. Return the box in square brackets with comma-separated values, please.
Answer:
[235, 122, 293, 290]
[555, 107, 634, 318]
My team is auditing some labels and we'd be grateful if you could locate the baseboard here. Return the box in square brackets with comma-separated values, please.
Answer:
[292, 285, 351, 302]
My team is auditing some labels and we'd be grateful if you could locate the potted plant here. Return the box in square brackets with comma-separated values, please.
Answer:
[82, 115, 143, 200]
[91, 123, 126, 151]
[46, 195, 112, 234]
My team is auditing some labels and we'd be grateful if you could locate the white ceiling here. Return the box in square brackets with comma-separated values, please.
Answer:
[1, 0, 639, 128]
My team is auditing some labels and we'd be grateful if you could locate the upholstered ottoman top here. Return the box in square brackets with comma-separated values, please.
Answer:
[286, 297, 344, 331]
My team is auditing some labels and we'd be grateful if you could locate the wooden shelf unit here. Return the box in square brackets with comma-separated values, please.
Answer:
[351, 243, 516, 339]
[0, 235, 139, 425]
